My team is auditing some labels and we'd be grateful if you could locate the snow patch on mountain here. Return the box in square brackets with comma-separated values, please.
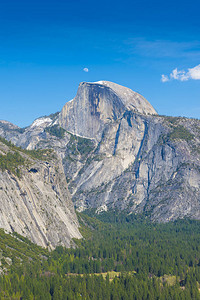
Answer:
[31, 117, 52, 128]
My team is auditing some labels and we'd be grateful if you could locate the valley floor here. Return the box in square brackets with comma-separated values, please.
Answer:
[0, 211, 200, 299]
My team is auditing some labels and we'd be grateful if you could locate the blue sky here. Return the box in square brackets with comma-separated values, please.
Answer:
[0, 0, 200, 127]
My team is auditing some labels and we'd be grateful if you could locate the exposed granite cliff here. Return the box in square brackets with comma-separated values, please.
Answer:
[58, 81, 157, 141]
[0, 139, 81, 248]
[0, 81, 200, 223]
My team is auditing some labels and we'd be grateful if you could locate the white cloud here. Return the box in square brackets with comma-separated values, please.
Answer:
[161, 64, 200, 82]
[83, 67, 89, 72]
[170, 68, 189, 81]
[170, 68, 180, 80]
[161, 74, 169, 82]
[188, 64, 200, 79]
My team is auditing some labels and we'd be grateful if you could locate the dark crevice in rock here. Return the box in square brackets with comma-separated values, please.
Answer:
[113, 123, 121, 156]
[124, 111, 133, 127]
[29, 168, 38, 173]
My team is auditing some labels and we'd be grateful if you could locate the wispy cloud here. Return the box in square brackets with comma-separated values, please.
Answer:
[83, 67, 89, 72]
[125, 38, 200, 59]
[161, 74, 169, 82]
[161, 64, 200, 82]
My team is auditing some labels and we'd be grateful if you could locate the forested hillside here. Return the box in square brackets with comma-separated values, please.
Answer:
[0, 212, 200, 299]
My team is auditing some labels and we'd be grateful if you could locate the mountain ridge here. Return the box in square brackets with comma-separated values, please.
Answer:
[0, 80, 199, 224]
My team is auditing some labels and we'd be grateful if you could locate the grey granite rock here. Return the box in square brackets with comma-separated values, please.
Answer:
[0, 81, 200, 224]
[0, 141, 81, 248]
[58, 81, 157, 142]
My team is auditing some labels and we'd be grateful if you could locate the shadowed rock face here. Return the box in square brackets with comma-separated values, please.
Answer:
[0, 81, 200, 223]
[58, 81, 157, 141]
[92, 81, 157, 115]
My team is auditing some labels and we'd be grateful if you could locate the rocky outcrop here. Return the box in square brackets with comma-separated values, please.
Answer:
[58, 81, 157, 141]
[64, 113, 200, 223]
[0, 81, 200, 223]
[0, 140, 81, 248]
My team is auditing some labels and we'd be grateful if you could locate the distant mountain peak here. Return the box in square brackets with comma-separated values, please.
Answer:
[30, 117, 52, 128]
[0, 81, 200, 225]
[0, 120, 19, 130]
[58, 81, 157, 141]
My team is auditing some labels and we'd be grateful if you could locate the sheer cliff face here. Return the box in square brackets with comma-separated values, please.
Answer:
[64, 114, 200, 222]
[0, 81, 200, 223]
[58, 81, 157, 141]
[0, 141, 81, 249]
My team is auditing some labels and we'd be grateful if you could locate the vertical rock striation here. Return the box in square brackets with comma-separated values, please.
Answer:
[0, 81, 200, 223]
[0, 141, 81, 248]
